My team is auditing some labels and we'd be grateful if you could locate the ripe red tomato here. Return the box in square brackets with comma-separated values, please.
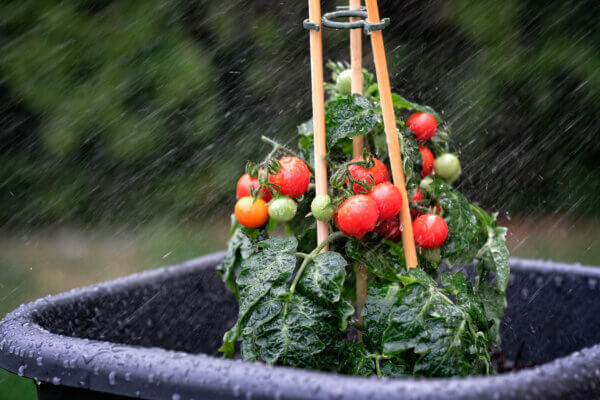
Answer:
[368, 182, 402, 220]
[407, 112, 437, 141]
[335, 195, 379, 239]
[268, 157, 310, 198]
[412, 214, 448, 249]
[410, 188, 425, 219]
[419, 146, 434, 178]
[375, 217, 402, 242]
[236, 173, 272, 202]
[235, 196, 269, 228]
[347, 157, 390, 194]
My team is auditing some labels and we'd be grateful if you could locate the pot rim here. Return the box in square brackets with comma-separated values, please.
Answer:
[1, 253, 599, 400]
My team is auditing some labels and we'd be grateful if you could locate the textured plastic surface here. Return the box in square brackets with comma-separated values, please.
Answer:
[1, 253, 600, 400]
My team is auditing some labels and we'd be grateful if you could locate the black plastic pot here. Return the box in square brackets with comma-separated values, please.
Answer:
[1, 253, 600, 400]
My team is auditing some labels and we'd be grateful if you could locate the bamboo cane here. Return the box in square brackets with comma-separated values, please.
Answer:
[365, 0, 418, 269]
[349, 0, 368, 342]
[308, 0, 329, 251]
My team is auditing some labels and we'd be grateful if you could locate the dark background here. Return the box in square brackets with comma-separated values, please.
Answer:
[1, 0, 598, 227]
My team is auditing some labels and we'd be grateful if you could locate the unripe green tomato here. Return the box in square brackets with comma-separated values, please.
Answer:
[268, 197, 297, 222]
[336, 69, 352, 96]
[419, 176, 434, 194]
[311, 194, 336, 222]
[434, 153, 461, 183]
[422, 247, 442, 264]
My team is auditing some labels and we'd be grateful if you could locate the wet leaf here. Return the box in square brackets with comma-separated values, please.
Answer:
[346, 239, 406, 281]
[338, 341, 375, 376]
[392, 93, 442, 121]
[325, 95, 380, 148]
[297, 251, 348, 304]
[381, 282, 491, 377]
[427, 179, 479, 266]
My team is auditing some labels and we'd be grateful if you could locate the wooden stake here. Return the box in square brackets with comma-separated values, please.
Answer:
[308, 0, 329, 250]
[350, 0, 368, 342]
[350, 0, 364, 157]
[365, 0, 418, 269]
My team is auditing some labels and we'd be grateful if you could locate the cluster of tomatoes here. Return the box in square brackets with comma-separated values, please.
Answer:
[233, 111, 461, 254]
[234, 156, 310, 228]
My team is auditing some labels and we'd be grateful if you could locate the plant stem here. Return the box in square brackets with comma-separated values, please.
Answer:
[261, 136, 316, 175]
[289, 231, 346, 293]
[375, 357, 382, 378]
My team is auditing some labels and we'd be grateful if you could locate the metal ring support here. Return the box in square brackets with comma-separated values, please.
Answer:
[319, 8, 390, 34]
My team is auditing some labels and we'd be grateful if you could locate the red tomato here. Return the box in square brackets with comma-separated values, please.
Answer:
[236, 173, 272, 202]
[410, 188, 425, 219]
[368, 182, 402, 220]
[347, 157, 390, 194]
[268, 157, 310, 198]
[235, 196, 269, 228]
[419, 146, 434, 178]
[375, 217, 402, 242]
[407, 112, 437, 141]
[412, 214, 448, 249]
[335, 195, 379, 239]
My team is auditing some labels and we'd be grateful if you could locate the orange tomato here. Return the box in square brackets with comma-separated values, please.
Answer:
[235, 196, 269, 228]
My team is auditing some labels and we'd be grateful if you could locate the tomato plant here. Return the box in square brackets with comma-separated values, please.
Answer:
[218, 61, 509, 380]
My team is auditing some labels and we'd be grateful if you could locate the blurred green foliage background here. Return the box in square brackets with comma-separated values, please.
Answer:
[0, 0, 598, 226]
[0, 0, 598, 397]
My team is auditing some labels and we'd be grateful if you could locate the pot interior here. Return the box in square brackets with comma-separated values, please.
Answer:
[30, 258, 600, 368]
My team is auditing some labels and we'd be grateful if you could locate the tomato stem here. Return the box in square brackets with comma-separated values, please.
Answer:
[261, 136, 316, 175]
[289, 231, 346, 293]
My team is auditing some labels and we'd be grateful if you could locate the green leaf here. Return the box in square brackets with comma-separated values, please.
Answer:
[297, 251, 348, 304]
[217, 227, 254, 296]
[255, 236, 299, 254]
[237, 242, 297, 317]
[391, 93, 442, 121]
[220, 236, 298, 358]
[346, 239, 406, 281]
[427, 179, 479, 266]
[337, 300, 355, 331]
[247, 291, 341, 369]
[297, 118, 313, 136]
[338, 342, 375, 376]
[380, 358, 410, 378]
[362, 283, 402, 351]
[398, 129, 421, 185]
[477, 280, 507, 343]
[381, 282, 490, 377]
[442, 272, 487, 329]
[476, 222, 510, 292]
[325, 95, 380, 148]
